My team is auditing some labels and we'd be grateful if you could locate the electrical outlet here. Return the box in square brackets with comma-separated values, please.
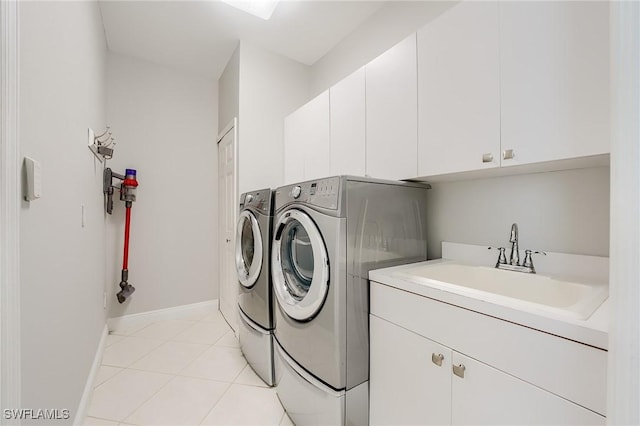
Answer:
[103, 292, 107, 309]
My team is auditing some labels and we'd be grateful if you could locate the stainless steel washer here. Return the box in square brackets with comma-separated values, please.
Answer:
[236, 189, 275, 386]
[271, 176, 429, 425]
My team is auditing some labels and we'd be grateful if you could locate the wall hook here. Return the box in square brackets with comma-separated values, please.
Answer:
[88, 126, 115, 162]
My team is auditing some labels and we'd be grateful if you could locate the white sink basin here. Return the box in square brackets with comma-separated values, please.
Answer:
[394, 262, 608, 320]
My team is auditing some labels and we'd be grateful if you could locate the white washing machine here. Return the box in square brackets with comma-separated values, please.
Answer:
[236, 189, 275, 386]
[271, 176, 429, 425]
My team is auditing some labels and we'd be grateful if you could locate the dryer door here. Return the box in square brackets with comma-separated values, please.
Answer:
[272, 209, 329, 321]
[235, 210, 263, 288]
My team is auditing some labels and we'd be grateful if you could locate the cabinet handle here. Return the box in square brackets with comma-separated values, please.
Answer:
[503, 149, 515, 160]
[453, 363, 466, 378]
[482, 153, 493, 163]
[431, 353, 444, 367]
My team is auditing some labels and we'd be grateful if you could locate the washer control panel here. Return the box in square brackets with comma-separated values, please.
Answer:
[240, 189, 271, 214]
[280, 177, 341, 210]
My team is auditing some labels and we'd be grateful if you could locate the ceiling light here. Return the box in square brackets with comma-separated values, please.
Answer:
[221, 0, 281, 20]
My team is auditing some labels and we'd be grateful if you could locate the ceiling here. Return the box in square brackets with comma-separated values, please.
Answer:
[99, 0, 387, 79]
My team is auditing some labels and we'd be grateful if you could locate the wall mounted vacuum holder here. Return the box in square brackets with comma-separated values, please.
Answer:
[104, 167, 139, 303]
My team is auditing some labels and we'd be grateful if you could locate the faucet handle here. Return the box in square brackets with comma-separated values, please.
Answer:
[522, 249, 547, 272]
[488, 246, 507, 265]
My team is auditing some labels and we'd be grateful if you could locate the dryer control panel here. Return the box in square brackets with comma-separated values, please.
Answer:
[277, 176, 341, 211]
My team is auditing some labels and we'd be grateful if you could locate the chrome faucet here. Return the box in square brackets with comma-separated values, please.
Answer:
[488, 223, 546, 274]
[509, 223, 519, 266]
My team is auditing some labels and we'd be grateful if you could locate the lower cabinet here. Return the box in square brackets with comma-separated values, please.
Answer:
[370, 315, 605, 426]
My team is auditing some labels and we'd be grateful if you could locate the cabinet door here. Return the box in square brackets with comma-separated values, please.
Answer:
[417, 1, 500, 177]
[365, 35, 418, 181]
[499, 1, 610, 166]
[451, 352, 604, 426]
[283, 91, 330, 184]
[370, 315, 451, 426]
[330, 67, 366, 176]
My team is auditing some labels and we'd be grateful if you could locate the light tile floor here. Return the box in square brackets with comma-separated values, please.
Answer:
[84, 309, 293, 426]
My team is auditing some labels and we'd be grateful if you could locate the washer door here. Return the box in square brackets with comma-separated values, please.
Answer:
[272, 209, 330, 321]
[235, 210, 263, 288]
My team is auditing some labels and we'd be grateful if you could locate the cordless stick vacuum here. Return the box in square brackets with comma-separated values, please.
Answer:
[104, 168, 139, 303]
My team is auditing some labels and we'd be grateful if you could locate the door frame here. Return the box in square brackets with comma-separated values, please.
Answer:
[0, 0, 22, 418]
[217, 118, 238, 331]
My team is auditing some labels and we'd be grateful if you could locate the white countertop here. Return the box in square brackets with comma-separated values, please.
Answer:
[369, 243, 609, 350]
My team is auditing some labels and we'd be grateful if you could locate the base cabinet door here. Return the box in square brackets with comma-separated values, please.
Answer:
[451, 352, 604, 426]
[370, 316, 451, 426]
[370, 315, 605, 426]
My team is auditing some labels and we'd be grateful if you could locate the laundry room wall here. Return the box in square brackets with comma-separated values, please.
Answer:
[237, 42, 310, 194]
[425, 167, 610, 259]
[106, 52, 219, 318]
[19, 1, 107, 422]
[218, 44, 239, 134]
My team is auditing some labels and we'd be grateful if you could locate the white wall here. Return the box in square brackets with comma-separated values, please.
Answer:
[218, 45, 239, 134]
[19, 1, 107, 420]
[608, 2, 640, 422]
[426, 167, 610, 259]
[310, 1, 456, 96]
[237, 42, 310, 194]
[106, 52, 218, 317]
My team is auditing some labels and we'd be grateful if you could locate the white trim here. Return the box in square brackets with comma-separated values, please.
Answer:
[73, 325, 108, 426]
[608, 2, 640, 423]
[1, 0, 21, 422]
[107, 299, 219, 334]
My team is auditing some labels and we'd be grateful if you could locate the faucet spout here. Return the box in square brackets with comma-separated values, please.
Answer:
[509, 223, 519, 265]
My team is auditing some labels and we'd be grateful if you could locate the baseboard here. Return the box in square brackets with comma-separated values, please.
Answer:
[107, 299, 219, 334]
[74, 324, 108, 426]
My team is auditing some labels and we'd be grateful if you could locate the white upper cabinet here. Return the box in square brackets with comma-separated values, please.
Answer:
[417, 1, 501, 176]
[330, 68, 366, 177]
[365, 35, 418, 181]
[283, 90, 330, 184]
[499, 1, 610, 167]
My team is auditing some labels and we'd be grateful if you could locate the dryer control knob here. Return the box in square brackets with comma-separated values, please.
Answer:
[291, 186, 302, 199]
[246, 194, 254, 203]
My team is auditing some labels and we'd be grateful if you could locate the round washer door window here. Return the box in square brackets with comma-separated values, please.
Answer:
[272, 209, 329, 321]
[235, 210, 263, 288]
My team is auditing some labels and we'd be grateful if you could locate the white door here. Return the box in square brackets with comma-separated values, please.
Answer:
[218, 121, 238, 331]
[369, 315, 452, 426]
[499, 1, 610, 166]
[417, 1, 500, 176]
[365, 34, 418, 180]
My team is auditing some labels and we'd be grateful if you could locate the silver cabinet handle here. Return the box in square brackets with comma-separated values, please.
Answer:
[431, 353, 444, 367]
[482, 153, 494, 163]
[453, 363, 466, 378]
[503, 149, 515, 160]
